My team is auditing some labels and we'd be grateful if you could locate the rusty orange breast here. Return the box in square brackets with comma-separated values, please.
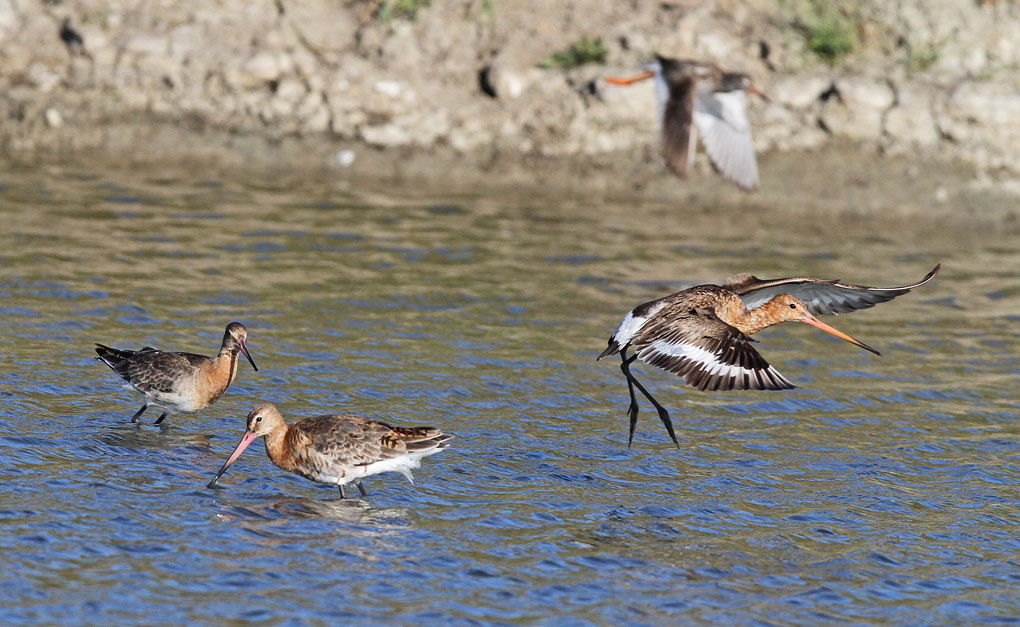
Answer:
[192, 353, 238, 409]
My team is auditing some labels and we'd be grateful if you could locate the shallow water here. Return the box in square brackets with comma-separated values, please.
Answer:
[1, 164, 1019, 624]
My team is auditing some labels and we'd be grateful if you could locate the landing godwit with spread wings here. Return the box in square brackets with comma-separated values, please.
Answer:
[606, 55, 768, 191]
[597, 264, 941, 447]
[207, 404, 453, 498]
[95, 322, 258, 424]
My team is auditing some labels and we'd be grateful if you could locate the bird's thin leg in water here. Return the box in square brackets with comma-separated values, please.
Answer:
[339, 485, 347, 499]
[129, 405, 148, 424]
[356, 482, 367, 497]
[153, 412, 169, 425]
[621, 350, 680, 448]
[620, 350, 641, 446]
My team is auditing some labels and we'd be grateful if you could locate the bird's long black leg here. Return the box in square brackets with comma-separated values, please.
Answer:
[619, 350, 641, 447]
[356, 482, 368, 497]
[153, 412, 169, 425]
[129, 405, 148, 424]
[339, 485, 347, 499]
[621, 350, 680, 448]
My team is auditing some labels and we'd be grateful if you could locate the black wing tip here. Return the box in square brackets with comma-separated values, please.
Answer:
[865, 262, 942, 292]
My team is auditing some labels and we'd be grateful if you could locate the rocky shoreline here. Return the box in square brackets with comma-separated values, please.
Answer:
[1, 0, 1019, 209]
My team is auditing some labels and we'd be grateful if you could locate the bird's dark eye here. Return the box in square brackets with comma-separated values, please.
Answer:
[789, 303, 796, 309]
[256, 416, 262, 422]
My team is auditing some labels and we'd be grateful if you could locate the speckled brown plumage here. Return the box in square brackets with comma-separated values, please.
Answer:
[207, 404, 452, 498]
[95, 322, 258, 424]
[598, 265, 940, 447]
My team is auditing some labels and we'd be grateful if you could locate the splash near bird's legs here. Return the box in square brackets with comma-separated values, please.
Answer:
[153, 412, 169, 425]
[129, 404, 148, 424]
[620, 349, 680, 448]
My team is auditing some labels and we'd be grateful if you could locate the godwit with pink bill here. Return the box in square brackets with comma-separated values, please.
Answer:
[597, 264, 941, 447]
[207, 404, 452, 498]
[95, 322, 258, 424]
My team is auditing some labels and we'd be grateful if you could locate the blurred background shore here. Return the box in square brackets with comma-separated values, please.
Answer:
[2, 0, 1019, 213]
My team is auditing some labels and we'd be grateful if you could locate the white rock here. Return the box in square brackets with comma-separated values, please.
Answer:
[241, 52, 281, 86]
[769, 75, 831, 109]
[336, 149, 356, 167]
[939, 79, 1020, 170]
[884, 88, 938, 147]
[304, 104, 331, 133]
[694, 31, 740, 61]
[839, 78, 895, 110]
[448, 117, 488, 152]
[360, 123, 411, 147]
[491, 67, 544, 100]
[274, 77, 305, 104]
[820, 78, 894, 141]
[373, 80, 404, 98]
[44, 108, 62, 128]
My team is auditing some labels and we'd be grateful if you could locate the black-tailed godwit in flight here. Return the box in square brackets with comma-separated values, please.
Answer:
[207, 404, 453, 498]
[598, 264, 941, 446]
[95, 322, 258, 424]
[606, 55, 768, 191]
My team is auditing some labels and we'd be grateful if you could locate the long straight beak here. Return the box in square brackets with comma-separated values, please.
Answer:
[605, 70, 655, 86]
[239, 339, 258, 372]
[207, 430, 258, 488]
[747, 84, 771, 102]
[801, 312, 881, 356]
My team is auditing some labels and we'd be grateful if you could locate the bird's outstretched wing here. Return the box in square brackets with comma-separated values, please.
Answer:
[725, 264, 941, 316]
[633, 309, 795, 392]
[692, 89, 759, 190]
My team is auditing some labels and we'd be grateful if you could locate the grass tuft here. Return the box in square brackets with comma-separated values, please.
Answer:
[540, 36, 608, 70]
[376, 0, 429, 21]
[782, 0, 861, 65]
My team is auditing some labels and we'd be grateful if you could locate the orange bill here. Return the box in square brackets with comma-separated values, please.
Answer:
[801, 312, 881, 356]
[604, 70, 655, 86]
[747, 84, 771, 102]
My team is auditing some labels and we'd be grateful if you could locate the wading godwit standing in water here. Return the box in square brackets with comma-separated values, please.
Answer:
[597, 264, 941, 446]
[207, 404, 453, 498]
[606, 55, 768, 191]
[95, 322, 258, 424]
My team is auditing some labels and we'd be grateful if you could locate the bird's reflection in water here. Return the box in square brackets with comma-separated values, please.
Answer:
[213, 491, 413, 528]
[96, 423, 215, 452]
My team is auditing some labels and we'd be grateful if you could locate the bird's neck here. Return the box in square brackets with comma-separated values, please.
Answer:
[730, 302, 784, 335]
[263, 427, 295, 471]
[208, 349, 239, 389]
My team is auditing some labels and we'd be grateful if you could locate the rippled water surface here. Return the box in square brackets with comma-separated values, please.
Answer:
[2, 164, 1019, 624]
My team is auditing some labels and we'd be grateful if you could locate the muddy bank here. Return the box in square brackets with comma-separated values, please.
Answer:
[1, 0, 1019, 206]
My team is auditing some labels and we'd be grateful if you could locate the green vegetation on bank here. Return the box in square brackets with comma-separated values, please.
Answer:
[540, 35, 608, 69]
[781, 0, 860, 64]
[376, 0, 430, 21]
